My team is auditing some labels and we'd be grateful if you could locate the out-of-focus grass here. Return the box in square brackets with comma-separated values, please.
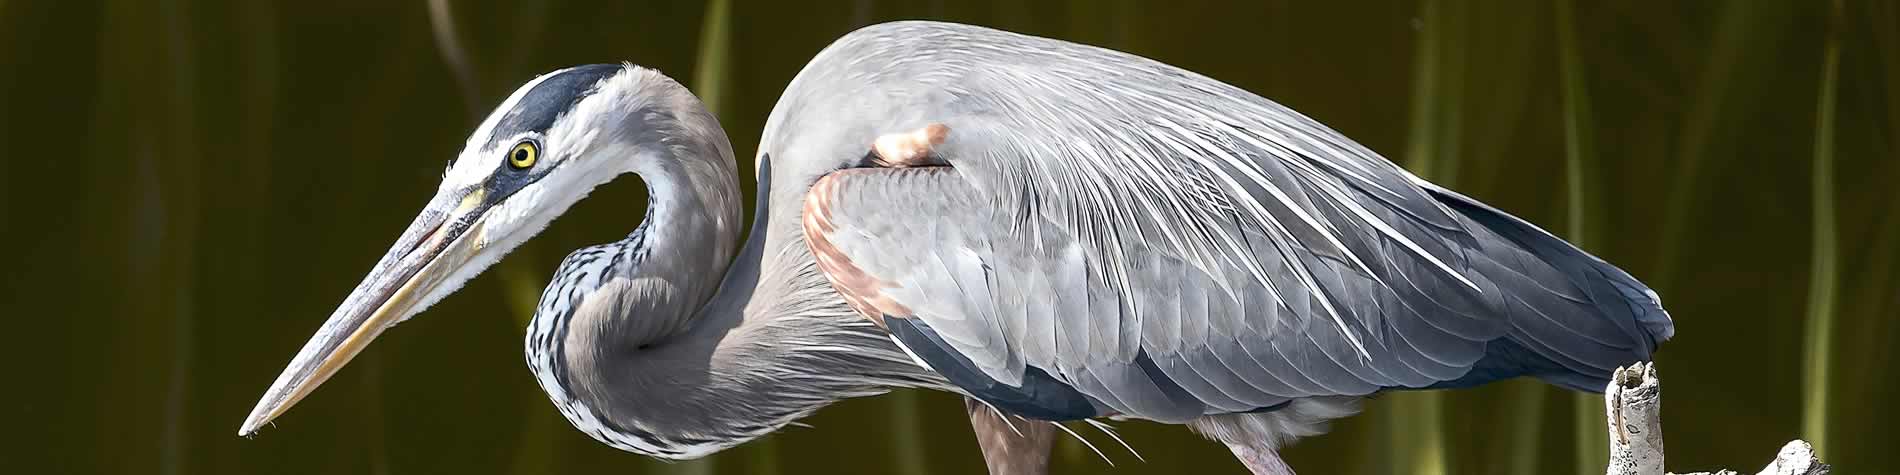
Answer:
[1553, 1, 1603, 473]
[1651, 2, 1756, 292]
[151, 0, 206, 474]
[692, 0, 731, 119]
[887, 390, 931, 475]
[1800, 0, 1843, 457]
[1554, 2, 1599, 282]
[1837, 1, 1900, 467]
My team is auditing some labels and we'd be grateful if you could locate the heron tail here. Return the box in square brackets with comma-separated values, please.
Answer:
[1414, 184, 1674, 393]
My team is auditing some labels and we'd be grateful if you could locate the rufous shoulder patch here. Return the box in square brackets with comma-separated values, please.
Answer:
[802, 171, 916, 328]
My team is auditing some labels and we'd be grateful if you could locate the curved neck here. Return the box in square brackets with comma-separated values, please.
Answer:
[525, 86, 754, 456]
[530, 146, 946, 459]
[568, 88, 745, 345]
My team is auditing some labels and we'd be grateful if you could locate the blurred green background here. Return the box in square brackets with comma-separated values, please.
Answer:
[3, 0, 1895, 473]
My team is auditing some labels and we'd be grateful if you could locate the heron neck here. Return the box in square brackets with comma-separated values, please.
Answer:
[535, 75, 944, 457]
[605, 156, 743, 342]
[528, 92, 753, 457]
[549, 154, 946, 459]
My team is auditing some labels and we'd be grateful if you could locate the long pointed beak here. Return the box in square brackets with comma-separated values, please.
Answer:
[239, 187, 490, 436]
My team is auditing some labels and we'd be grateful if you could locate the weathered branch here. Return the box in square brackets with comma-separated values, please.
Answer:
[1607, 362, 1666, 474]
[1602, 362, 1831, 475]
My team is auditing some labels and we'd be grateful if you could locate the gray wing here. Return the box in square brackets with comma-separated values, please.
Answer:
[791, 21, 1673, 423]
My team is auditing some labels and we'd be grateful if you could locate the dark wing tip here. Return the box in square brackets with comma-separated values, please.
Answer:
[1620, 282, 1675, 345]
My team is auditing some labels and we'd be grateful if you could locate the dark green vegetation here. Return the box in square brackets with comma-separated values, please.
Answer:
[1, 1, 1893, 473]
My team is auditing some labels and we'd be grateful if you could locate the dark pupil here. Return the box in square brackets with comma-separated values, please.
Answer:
[512, 148, 529, 163]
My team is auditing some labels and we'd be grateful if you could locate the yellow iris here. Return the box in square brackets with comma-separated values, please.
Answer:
[508, 141, 538, 169]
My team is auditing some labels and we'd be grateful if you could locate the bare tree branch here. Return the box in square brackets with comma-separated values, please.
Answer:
[1606, 363, 1665, 475]
[1602, 363, 1831, 475]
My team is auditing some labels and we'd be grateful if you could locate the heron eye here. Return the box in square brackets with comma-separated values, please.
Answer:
[508, 141, 539, 169]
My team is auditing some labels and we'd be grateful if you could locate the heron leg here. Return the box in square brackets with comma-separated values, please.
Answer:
[965, 397, 1057, 475]
[870, 123, 951, 167]
[1222, 442, 1297, 475]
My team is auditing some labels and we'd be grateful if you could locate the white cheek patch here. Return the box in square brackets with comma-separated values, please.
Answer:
[572, 128, 600, 153]
[442, 147, 501, 192]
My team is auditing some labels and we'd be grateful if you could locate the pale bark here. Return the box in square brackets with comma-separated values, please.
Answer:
[1603, 363, 1831, 475]
[1606, 362, 1665, 475]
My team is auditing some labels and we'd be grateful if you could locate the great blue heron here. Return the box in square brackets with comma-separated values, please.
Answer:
[241, 21, 1673, 474]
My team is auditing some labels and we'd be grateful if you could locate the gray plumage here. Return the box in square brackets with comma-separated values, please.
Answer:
[781, 21, 1670, 424]
[241, 20, 1672, 475]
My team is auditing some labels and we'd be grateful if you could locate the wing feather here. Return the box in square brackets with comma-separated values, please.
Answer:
[784, 21, 1672, 422]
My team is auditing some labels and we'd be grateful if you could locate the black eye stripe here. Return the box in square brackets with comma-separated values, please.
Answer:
[482, 64, 621, 151]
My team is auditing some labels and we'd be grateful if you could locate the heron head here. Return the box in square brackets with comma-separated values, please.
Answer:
[240, 64, 681, 435]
